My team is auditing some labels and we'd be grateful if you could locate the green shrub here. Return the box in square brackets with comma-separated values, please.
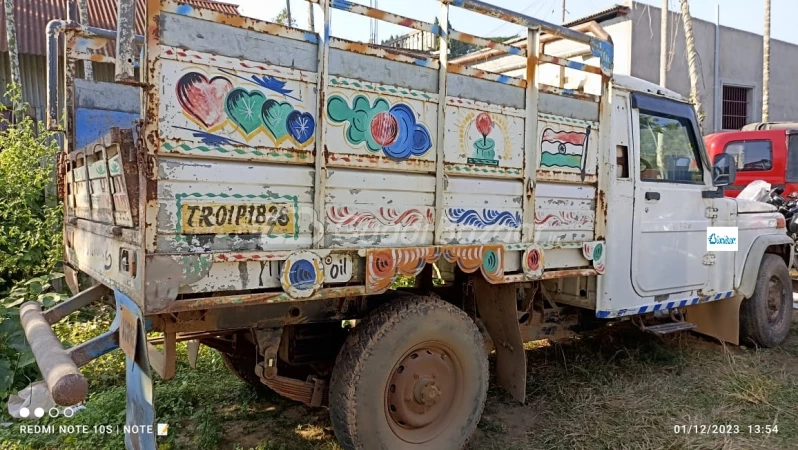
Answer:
[0, 86, 62, 290]
[0, 86, 65, 404]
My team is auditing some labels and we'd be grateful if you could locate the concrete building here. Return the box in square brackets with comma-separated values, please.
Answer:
[383, 30, 438, 52]
[455, 2, 798, 133]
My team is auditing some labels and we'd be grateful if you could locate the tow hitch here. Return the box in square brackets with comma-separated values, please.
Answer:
[19, 284, 112, 406]
[18, 285, 156, 449]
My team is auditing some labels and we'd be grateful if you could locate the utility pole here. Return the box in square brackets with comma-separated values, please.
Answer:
[659, 0, 667, 87]
[656, 0, 669, 171]
[307, 0, 314, 32]
[3, 0, 21, 89]
[762, 0, 771, 122]
[559, 0, 566, 88]
[680, 0, 705, 132]
[286, 0, 292, 27]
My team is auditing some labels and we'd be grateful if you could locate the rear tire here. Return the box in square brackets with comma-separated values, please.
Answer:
[740, 254, 792, 347]
[220, 352, 268, 391]
[330, 296, 489, 450]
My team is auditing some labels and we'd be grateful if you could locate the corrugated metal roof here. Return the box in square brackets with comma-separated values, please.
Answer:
[562, 4, 629, 28]
[0, 0, 240, 55]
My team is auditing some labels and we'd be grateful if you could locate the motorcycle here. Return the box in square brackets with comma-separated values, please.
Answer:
[739, 180, 798, 269]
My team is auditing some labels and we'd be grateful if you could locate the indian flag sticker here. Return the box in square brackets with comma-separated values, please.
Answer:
[540, 127, 589, 170]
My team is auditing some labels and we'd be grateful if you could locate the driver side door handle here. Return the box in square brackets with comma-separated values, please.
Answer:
[645, 192, 661, 201]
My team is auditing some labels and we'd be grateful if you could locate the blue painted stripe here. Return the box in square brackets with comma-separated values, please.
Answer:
[304, 32, 319, 44]
[507, 46, 522, 56]
[496, 75, 511, 84]
[415, 58, 433, 67]
[83, 330, 120, 358]
[331, 0, 355, 11]
[175, 4, 192, 15]
[431, 24, 443, 36]
[564, 60, 586, 71]
[452, 0, 465, 6]
[599, 290, 737, 319]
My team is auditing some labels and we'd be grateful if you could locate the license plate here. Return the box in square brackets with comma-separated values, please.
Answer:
[119, 304, 138, 359]
[181, 202, 296, 236]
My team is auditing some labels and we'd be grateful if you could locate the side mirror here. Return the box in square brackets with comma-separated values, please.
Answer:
[712, 153, 737, 187]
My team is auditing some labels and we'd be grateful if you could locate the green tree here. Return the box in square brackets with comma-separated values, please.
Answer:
[273, 7, 296, 27]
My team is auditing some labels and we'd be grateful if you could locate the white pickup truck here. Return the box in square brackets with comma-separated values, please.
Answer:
[22, 0, 793, 449]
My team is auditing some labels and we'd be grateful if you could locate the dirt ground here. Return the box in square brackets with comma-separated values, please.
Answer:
[3, 314, 797, 450]
[199, 314, 798, 450]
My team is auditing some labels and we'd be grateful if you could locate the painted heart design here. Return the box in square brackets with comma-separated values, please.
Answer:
[176, 72, 233, 129]
[286, 110, 316, 144]
[225, 88, 267, 136]
[261, 100, 294, 141]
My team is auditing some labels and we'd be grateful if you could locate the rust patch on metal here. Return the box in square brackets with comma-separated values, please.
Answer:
[539, 268, 598, 280]
[158, 285, 367, 314]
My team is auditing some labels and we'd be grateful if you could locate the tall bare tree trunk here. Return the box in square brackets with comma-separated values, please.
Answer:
[3, 0, 21, 89]
[680, 0, 704, 132]
[762, 0, 771, 122]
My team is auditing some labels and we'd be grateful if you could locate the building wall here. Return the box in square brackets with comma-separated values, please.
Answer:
[0, 52, 114, 121]
[626, 1, 798, 132]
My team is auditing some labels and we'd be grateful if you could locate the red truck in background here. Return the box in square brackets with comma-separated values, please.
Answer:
[704, 122, 798, 197]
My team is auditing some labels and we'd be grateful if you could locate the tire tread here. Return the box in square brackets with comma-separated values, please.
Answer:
[329, 296, 488, 450]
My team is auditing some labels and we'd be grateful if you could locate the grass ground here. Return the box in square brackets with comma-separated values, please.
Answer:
[1, 312, 797, 450]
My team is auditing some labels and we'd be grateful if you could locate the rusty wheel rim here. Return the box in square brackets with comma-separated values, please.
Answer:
[766, 275, 785, 324]
[384, 341, 464, 444]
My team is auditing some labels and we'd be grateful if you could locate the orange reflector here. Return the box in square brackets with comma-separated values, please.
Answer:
[777, 216, 786, 229]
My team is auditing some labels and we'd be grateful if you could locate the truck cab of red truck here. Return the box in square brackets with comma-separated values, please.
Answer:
[704, 123, 798, 197]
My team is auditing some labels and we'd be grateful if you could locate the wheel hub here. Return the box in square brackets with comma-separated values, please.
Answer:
[385, 343, 463, 443]
[414, 378, 440, 406]
[766, 275, 785, 324]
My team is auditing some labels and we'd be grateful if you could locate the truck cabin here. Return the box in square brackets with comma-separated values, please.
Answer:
[704, 123, 798, 197]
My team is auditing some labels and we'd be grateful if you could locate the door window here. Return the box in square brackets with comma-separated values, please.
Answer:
[723, 140, 772, 171]
[638, 112, 704, 183]
[787, 135, 798, 183]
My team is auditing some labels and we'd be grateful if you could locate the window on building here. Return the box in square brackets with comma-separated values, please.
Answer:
[724, 140, 773, 171]
[638, 112, 704, 183]
[722, 85, 752, 130]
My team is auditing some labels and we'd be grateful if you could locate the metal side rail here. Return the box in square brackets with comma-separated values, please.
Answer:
[19, 284, 113, 406]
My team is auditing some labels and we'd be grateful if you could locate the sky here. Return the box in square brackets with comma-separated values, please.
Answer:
[228, 0, 797, 46]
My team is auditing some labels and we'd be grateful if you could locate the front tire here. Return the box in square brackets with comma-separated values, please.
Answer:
[740, 254, 792, 347]
[330, 296, 489, 450]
